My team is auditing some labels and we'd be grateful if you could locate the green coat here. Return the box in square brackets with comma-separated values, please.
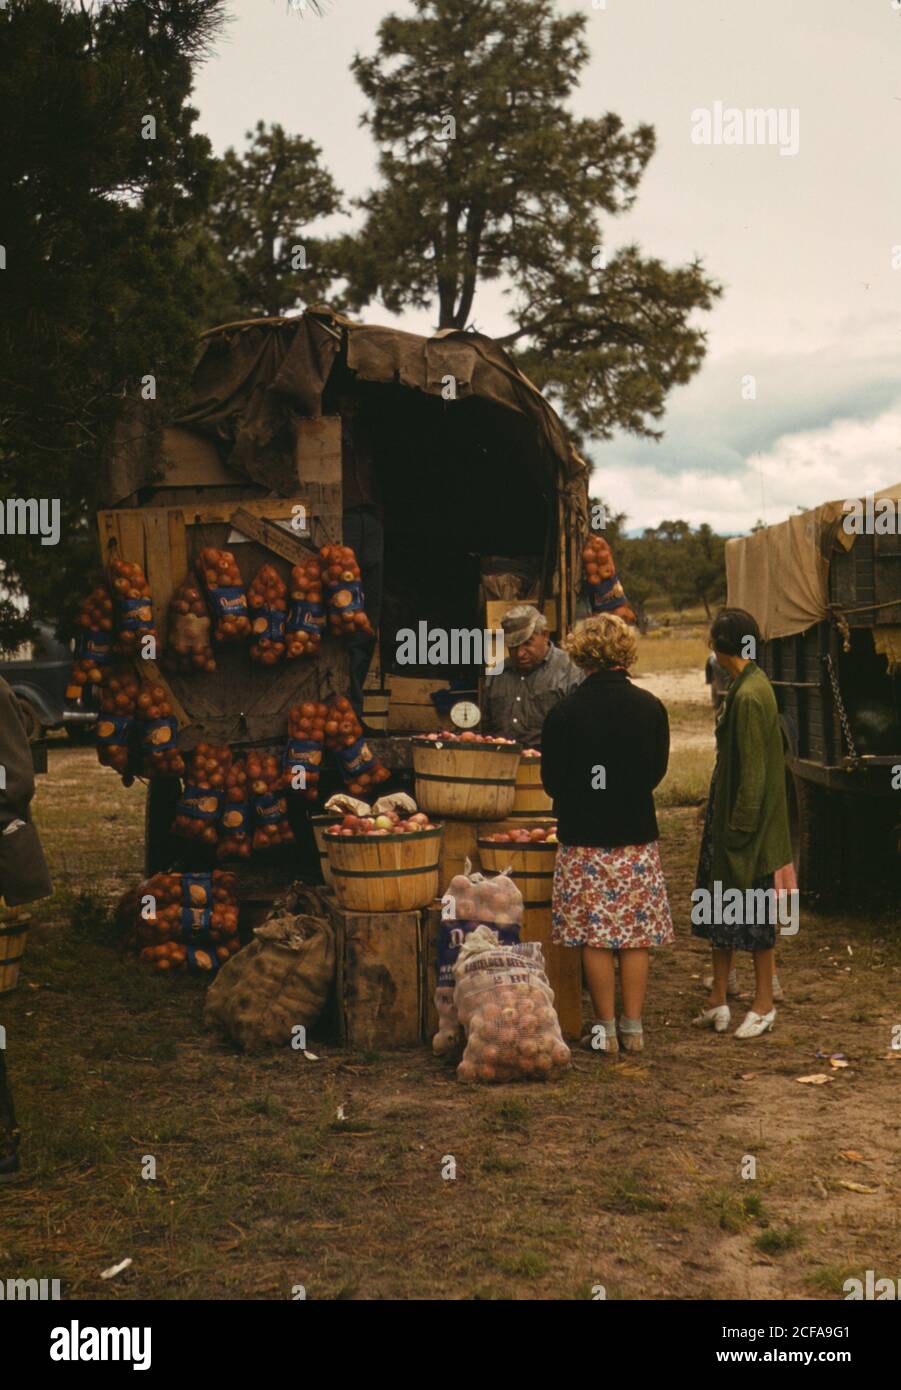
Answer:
[710, 662, 792, 892]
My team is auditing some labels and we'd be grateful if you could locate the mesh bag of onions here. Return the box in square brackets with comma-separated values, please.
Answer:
[453, 926, 571, 1084]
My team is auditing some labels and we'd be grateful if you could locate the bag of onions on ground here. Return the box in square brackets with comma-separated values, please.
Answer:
[433, 864, 523, 1056]
[453, 927, 571, 1084]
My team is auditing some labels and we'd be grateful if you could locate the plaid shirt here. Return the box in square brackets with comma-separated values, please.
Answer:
[482, 643, 583, 748]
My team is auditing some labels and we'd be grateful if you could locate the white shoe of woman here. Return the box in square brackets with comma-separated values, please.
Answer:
[692, 1005, 731, 1032]
[771, 974, 785, 1002]
[734, 1009, 776, 1039]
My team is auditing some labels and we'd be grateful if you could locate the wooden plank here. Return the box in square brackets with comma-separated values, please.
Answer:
[230, 507, 318, 566]
[437, 819, 480, 896]
[160, 427, 234, 488]
[143, 508, 177, 645]
[167, 509, 189, 587]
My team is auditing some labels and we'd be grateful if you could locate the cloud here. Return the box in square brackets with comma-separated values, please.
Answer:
[597, 399, 901, 535]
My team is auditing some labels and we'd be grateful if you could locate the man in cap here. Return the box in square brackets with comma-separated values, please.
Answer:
[482, 605, 582, 748]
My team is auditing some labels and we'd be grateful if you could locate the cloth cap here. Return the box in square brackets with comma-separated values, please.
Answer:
[501, 604, 544, 648]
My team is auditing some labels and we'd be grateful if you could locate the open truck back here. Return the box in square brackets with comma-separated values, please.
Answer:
[726, 484, 901, 902]
[99, 309, 590, 903]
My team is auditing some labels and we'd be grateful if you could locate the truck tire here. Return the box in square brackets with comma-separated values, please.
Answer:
[144, 777, 182, 877]
[786, 768, 836, 905]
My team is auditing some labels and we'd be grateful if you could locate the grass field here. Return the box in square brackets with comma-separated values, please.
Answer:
[1, 747, 898, 1301]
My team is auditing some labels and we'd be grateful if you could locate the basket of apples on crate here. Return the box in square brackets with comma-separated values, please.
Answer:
[323, 794, 442, 913]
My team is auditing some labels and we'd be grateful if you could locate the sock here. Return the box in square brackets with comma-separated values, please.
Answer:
[618, 1015, 643, 1035]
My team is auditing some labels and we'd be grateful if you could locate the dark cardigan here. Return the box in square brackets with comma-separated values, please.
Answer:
[540, 669, 669, 848]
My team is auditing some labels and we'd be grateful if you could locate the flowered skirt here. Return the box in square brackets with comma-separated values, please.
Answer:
[551, 841, 675, 950]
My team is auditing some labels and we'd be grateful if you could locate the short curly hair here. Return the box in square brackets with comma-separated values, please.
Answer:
[563, 613, 638, 672]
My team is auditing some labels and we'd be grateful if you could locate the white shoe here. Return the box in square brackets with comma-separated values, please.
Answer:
[772, 974, 785, 1003]
[703, 968, 740, 997]
[692, 1005, 731, 1033]
[734, 1009, 776, 1039]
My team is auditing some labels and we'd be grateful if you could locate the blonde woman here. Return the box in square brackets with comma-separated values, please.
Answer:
[541, 615, 673, 1054]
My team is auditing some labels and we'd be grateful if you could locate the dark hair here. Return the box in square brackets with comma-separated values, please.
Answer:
[709, 607, 760, 658]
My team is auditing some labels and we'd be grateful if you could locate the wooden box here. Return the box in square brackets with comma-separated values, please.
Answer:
[436, 819, 481, 898]
[325, 898, 424, 1048]
[387, 675, 447, 732]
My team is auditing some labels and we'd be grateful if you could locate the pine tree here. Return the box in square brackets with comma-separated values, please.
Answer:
[338, 0, 720, 442]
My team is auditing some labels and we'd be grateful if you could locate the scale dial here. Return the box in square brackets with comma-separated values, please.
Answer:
[450, 700, 481, 729]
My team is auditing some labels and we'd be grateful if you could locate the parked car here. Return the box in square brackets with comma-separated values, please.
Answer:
[0, 622, 97, 742]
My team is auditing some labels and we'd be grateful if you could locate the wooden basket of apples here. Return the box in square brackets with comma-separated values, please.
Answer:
[411, 731, 521, 821]
[324, 807, 443, 913]
[477, 822, 559, 909]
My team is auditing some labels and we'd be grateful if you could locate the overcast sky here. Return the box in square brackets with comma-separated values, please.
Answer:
[192, 0, 901, 534]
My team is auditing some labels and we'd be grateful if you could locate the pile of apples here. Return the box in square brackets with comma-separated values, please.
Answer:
[482, 823, 558, 845]
[248, 563, 288, 665]
[418, 731, 518, 746]
[325, 810, 437, 836]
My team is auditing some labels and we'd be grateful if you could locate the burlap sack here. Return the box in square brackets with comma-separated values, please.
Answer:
[204, 912, 334, 1052]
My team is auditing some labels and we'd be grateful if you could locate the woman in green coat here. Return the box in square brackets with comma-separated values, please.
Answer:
[692, 610, 792, 1039]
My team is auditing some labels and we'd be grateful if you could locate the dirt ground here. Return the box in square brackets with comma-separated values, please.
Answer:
[0, 737, 898, 1302]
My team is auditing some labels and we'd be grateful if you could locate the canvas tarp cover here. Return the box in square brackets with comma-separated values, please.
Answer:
[725, 482, 901, 640]
[160, 308, 586, 501]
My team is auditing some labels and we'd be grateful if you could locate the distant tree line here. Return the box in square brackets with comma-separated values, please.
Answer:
[594, 500, 728, 621]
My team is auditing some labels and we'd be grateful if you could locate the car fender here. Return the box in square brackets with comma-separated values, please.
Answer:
[9, 681, 61, 729]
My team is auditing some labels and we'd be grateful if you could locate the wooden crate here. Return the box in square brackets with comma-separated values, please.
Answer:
[387, 675, 447, 732]
[436, 819, 481, 897]
[325, 898, 424, 1048]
